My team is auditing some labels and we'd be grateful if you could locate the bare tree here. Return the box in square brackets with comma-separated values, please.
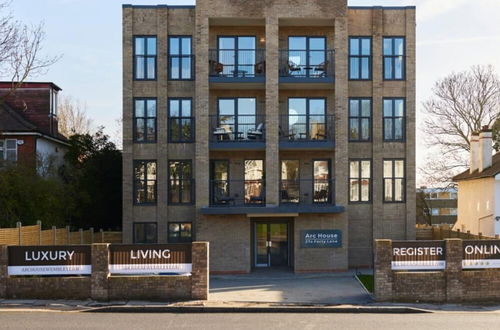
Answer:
[0, 0, 61, 101]
[57, 95, 92, 137]
[421, 65, 500, 184]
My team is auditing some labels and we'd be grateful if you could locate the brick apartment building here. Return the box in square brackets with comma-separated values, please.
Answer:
[0, 82, 68, 173]
[122, 0, 416, 272]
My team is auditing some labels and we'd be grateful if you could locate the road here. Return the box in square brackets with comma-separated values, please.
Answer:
[0, 312, 499, 330]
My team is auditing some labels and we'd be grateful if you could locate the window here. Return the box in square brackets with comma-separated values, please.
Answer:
[287, 98, 327, 140]
[0, 139, 17, 162]
[383, 98, 405, 141]
[384, 159, 405, 202]
[349, 98, 371, 141]
[133, 223, 157, 243]
[134, 36, 156, 80]
[383, 37, 405, 80]
[168, 160, 193, 204]
[168, 222, 192, 243]
[217, 98, 256, 140]
[134, 160, 157, 204]
[430, 208, 457, 216]
[349, 37, 371, 80]
[211, 160, 230, 204]
[168, 98, 194, 142]
[349, 160, 371, 203]
[218, 36, 256, 77]
[169, 36, 192, 80]
[313, 160, 331, 203]
[244, 160, 264, 204]
[287, 36, 327, 77]
[281, 160, 300, 203]
[134, 98, 157, 142]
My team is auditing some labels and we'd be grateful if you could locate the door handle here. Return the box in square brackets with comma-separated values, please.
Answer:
[268, 241, 272, 247]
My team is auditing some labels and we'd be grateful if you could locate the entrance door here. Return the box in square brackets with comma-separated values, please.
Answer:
[255, 223, 289, 267]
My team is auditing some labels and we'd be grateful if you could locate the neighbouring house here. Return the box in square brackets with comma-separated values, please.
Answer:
[416, 187, 457, 226]
[453, 127, 499, 236]
[0, 82, 69, 174]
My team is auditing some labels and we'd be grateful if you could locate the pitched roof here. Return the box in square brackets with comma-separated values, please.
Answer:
[0, 102, 37, 131]
[453, 153, 500, 181]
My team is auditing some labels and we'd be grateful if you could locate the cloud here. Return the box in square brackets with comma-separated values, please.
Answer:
[417, 0, 469, 22]
[418, 35, 500, 47]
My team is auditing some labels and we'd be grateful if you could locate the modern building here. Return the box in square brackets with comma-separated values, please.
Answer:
[416, 187, 457, 226]
[454, 127, 500, 237]
[122, 0, 416, 273]
[0, 82, 68, 174]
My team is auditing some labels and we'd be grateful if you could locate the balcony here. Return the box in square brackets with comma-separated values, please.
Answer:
[209, 114, 265, 150]
[279, 114, 334, 149]
[279, 179, 341, 213]
[209, 49, 266, 87]
[210, 179, 266, 206]
[279, 49, 334, 88]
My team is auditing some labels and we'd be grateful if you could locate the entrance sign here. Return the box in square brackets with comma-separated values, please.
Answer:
[462, 240, 500, 269]
[391, 241, 446, 270]
[8, 245, 91, 275]
[109, 244, 192, 274]
[300, 230, 342, 248]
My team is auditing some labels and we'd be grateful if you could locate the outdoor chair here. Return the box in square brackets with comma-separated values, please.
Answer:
[314, 61, 328, 77]
[247, 123, 264, 140]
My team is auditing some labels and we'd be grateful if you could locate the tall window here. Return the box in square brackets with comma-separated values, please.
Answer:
[313, 160, 331, 203]
[134, 36, 156, 80]
[349, 98, 371, 141]
[281, 160, 300, 203]
[287, 36, 326, 77]
[168, 222, 192, 243]
[383, 98, 405, 141]
[211, 160, 230, 204]
[287, 98, 327, 140]
[169, 36, 192, 80]
[0, 139, 17, 161]
[349, 160, 371, 203]
[349, 37, 371, 80]
[134, 98, 156, 142]
[217, 98, 256, 140]
[384, 159, 405, 202]
[383, 37, 405, 80]
[168, 160, 193, 204]
[218, 36, 256, 77]
[245, 160, 264, 204]
[168, 98, 193, 142]
[133, 223, 157, 243]
[134, 160, 157, 204]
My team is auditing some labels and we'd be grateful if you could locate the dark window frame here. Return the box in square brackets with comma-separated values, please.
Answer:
[133, 222, 158, 244]
[168, 98, 195, 143]
[286, 97, 328, 140]
[168, 222, 193, 243]
[210, 159, 231, 204]
[280, 159, 301, 204]
[133, 160, 157, 205]
[168, 159, 194, 205]
[383, 36, 406, 81]
[383, 158, 406, 203]
[348, 159, 372, 204]
[168, 35, 194, 80]
[217, 35, 257, 77]
[312, 159, 332, 204]
[287, 36, 328, 78]
[216, 97, 258, 137]
[348, 97, 372, 142]
[133, 35, 157, 81]
[133, 98, 157, 143]
[348, 36, 372, 80]
[383, 97, 406, 142]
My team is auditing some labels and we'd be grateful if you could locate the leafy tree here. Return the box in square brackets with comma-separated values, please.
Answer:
[493, 118, 500, 152]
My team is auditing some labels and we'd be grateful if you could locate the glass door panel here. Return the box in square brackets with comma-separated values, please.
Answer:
[255, 223, 269, 267]
[269, 224, 288, 267]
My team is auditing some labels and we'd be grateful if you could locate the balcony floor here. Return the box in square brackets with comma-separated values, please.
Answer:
[200, 204, 345, 215]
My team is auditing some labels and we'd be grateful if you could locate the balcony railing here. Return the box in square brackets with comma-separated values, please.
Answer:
[168, 179, 195, 204]
[210, 114, 265, 143]
[210, 179, 265, 206]
[279, 114, 334, 142]
[209, 49, 265, 78]
[280, 179, 334, 205]
[279, 49, 334, 78]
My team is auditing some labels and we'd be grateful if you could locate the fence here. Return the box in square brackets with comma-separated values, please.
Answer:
[0, 221, 122, 246]
[415, 224, 497, 241]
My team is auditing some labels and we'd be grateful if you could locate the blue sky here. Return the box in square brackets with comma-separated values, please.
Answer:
[8, 0, 500, 178]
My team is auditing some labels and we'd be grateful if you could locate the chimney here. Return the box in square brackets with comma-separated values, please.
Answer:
[470, 132, 479, 173]
[478, 126, 493, 172]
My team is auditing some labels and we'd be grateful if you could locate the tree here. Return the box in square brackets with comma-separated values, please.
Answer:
[0, 0, 60, 101]
[421, 65, 500, 185]
[493, 117, 500, 152]
[57, 95, 92, 137]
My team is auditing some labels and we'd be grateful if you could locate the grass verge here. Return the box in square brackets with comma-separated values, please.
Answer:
[356, 274, 374, 293]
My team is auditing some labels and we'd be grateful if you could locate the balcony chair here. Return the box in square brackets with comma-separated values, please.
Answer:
[314, 61, 329, 77]
[209, 60, 224, 76]
[247, 123, 264, 140]
[254, 61, 265, 75]
[287, 61, 301, 75]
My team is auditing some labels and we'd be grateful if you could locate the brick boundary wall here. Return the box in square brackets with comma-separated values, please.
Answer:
[375, 239, 500, 303]
[0, 242, 209, 301]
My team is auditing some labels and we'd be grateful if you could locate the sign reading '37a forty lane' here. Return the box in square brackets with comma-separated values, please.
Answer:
[8, 245, 91, 275]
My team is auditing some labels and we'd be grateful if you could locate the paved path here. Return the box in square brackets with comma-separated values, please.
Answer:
[209, 269, 372, 304]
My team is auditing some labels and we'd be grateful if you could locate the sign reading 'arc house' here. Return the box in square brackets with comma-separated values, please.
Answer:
[109, 244, 192, 275]
[8, 245, 91, 275]
[391, 241, 446, 270]
[463, 240, 500, 269]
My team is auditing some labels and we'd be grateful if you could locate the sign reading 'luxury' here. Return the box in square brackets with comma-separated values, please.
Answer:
[391, 241, 446, 270]
[8, 245, 91, 275]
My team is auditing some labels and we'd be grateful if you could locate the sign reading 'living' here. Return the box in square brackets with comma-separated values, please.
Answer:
[8, 245, 91, 275]
[391, 241, 446, 270]
[109, 244, 192, 274]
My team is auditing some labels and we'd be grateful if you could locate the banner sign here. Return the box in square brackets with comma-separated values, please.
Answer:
[8, 245, 91, 276]
[109, 244, 192, 275]
[300, 230, 342, 248]
[391, 241, 446, 270]
[463, 240, 500, 269]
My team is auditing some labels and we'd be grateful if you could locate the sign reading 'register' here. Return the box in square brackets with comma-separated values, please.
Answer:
[391, 241, 446, 270]
[109, 244, 192, 275]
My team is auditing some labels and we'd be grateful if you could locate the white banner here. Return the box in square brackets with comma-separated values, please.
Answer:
[462, 259, 500, 269]
[8, 265, 91, 276]
[391, 260, 446, 270]
[109, 263, 192, 275]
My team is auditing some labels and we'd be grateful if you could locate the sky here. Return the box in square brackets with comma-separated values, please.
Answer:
[7, 0, 500, 183]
